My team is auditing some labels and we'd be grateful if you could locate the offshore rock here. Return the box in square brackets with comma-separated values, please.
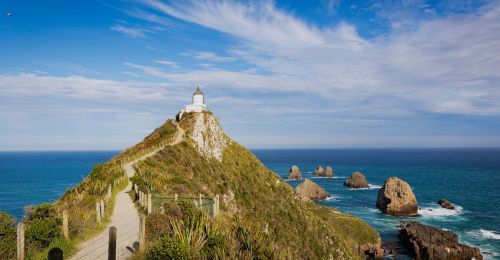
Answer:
[314, 166, 324, 176]
[295, 179, 328, 201]
[437, 199, 455, 210]
[376, 177, 418, 216]
[399, 222, 483, 260]
[323, 166, 334, 177]
[288, 165, 302, 179]
[344, 172, 369, 188]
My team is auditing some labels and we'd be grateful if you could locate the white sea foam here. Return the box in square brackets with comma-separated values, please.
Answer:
[466, 229, 500, 240]
[418, 205, 464, 218]
[324, 195, 341, 201]
[347, 184, 381, 190]
[283, 178, 303, 182]
[310, 176, 346, 179]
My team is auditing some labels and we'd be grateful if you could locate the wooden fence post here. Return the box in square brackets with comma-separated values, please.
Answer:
[96, 202, 101, 223]
[199, 193, 203, 205]
[212, 195, 219, 217]
[139, 214, 146, 251]
[174, 193, 178, 201]
[108, 226, 117, 260]
[147, 193, 152, 214]
[48, 247, 63, 260]
[100, 200, 106, 219]
[62, 210, 69, 238]
[17, 223, 24, 260]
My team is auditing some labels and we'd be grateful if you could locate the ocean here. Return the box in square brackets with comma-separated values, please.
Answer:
[0, 149, 499, 258]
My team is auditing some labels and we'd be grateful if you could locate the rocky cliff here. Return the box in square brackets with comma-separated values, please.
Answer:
[131, 111, 381, 259]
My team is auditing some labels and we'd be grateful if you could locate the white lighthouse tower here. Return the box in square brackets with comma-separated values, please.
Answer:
[178, 86, 207, 120]
[184, 86, 207, 113]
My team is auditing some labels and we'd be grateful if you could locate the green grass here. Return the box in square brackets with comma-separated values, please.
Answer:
[129, 112, 380, 259]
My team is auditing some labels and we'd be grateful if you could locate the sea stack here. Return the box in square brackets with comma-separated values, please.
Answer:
[437, 199, 455, 210]
[295, 179, 328, 201]
[323, 166, 334, 177]
[314, 166, 324, 176]
[288, 165, 302, 179]
[376, 177, 418, 216]
[344, 172, 369, 188]
[399, 222, 483, 260]
[315, 166, 334, 177]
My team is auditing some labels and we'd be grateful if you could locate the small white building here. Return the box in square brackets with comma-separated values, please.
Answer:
[184, 87, 207, 113]
[178, 87, 207, 120]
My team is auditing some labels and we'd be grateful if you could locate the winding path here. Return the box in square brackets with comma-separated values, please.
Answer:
[70, 124, 184, 260]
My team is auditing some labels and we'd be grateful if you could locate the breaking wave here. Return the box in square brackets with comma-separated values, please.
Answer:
[418, 205, 464, 218]
[466, 229, 500, 240]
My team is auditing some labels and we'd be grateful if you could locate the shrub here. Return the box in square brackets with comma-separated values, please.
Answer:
[24, 203, 63, 251]
[203, 220, 228, 259]
[162, 201, 182, 219]
[146, 213, 173, 243]
[0, 212, 16, 259]
[145, 236, 189, 260]
[178, 200, 203, 226]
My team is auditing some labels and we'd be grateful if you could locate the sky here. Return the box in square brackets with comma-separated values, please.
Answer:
[1, 0, 500, 150]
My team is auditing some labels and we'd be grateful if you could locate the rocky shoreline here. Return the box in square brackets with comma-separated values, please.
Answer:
[287, 165, 484, 259]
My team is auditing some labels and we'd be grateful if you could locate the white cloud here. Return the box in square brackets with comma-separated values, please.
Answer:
[111, 24, 152, 38]
[154, 59, 180, 68]
[182, 51, 236, 62]
[135, 0, 500, 116]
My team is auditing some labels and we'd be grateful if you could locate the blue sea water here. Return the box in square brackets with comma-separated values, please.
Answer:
[253, 148, 500, 259]
[0, 151, 118, 219]
[0, 149, 499, 258]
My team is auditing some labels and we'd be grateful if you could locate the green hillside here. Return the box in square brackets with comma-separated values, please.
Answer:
[130, 111, 381, 259]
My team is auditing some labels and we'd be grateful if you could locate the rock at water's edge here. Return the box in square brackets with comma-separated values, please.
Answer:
[295, 178, 328, 201]
[344, 171, 369, 188]
[437, 199, 455, 210]
[399, 222, 482, 260]
[357, 238, 384, 259]
[323, 166, 334, 177]
[288, 165, 302, 179]
[314, 166, 324, 176]
[376, 177, 418, 217]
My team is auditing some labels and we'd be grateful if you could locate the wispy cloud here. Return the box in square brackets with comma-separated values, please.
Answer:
[182, 51, 236, 62]
[133, 0, 500, 116]
[111, 24, 152, 38]
[154, 59, 180, 68]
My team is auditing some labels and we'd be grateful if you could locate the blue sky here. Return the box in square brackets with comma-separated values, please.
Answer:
[1, 0, 500, 150]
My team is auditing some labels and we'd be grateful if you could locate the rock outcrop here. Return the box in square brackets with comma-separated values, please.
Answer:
[295, 179, 328, 201]
[357, 238, 384, 259]
[344, 172, 369, 188]
[376, 177, 418, 216]
[189, 112, 230, 162]
[399, 222, 483, 260]
[437, 199, 455, 210]
[315, 165, 334, 177]
[288, 165, 302, 179]
[323, 166, 334, 177]
[314, 166, 324, 176]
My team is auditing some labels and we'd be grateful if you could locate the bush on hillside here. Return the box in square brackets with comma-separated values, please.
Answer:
[24, 203, 63, 251]
[162, 201, 182, 219]
[178, 200, 203, 226]
[146, 213, 173, 243]
[0, 212, 17, 259]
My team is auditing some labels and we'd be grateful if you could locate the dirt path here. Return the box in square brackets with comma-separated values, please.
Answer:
[70, 124, 184, 259]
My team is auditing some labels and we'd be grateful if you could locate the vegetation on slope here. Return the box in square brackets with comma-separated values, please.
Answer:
[131, 112, 380, 259]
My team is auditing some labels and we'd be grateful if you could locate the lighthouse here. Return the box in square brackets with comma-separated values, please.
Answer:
[184, 86, 207, 113]
[178, 86, 207, 120]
